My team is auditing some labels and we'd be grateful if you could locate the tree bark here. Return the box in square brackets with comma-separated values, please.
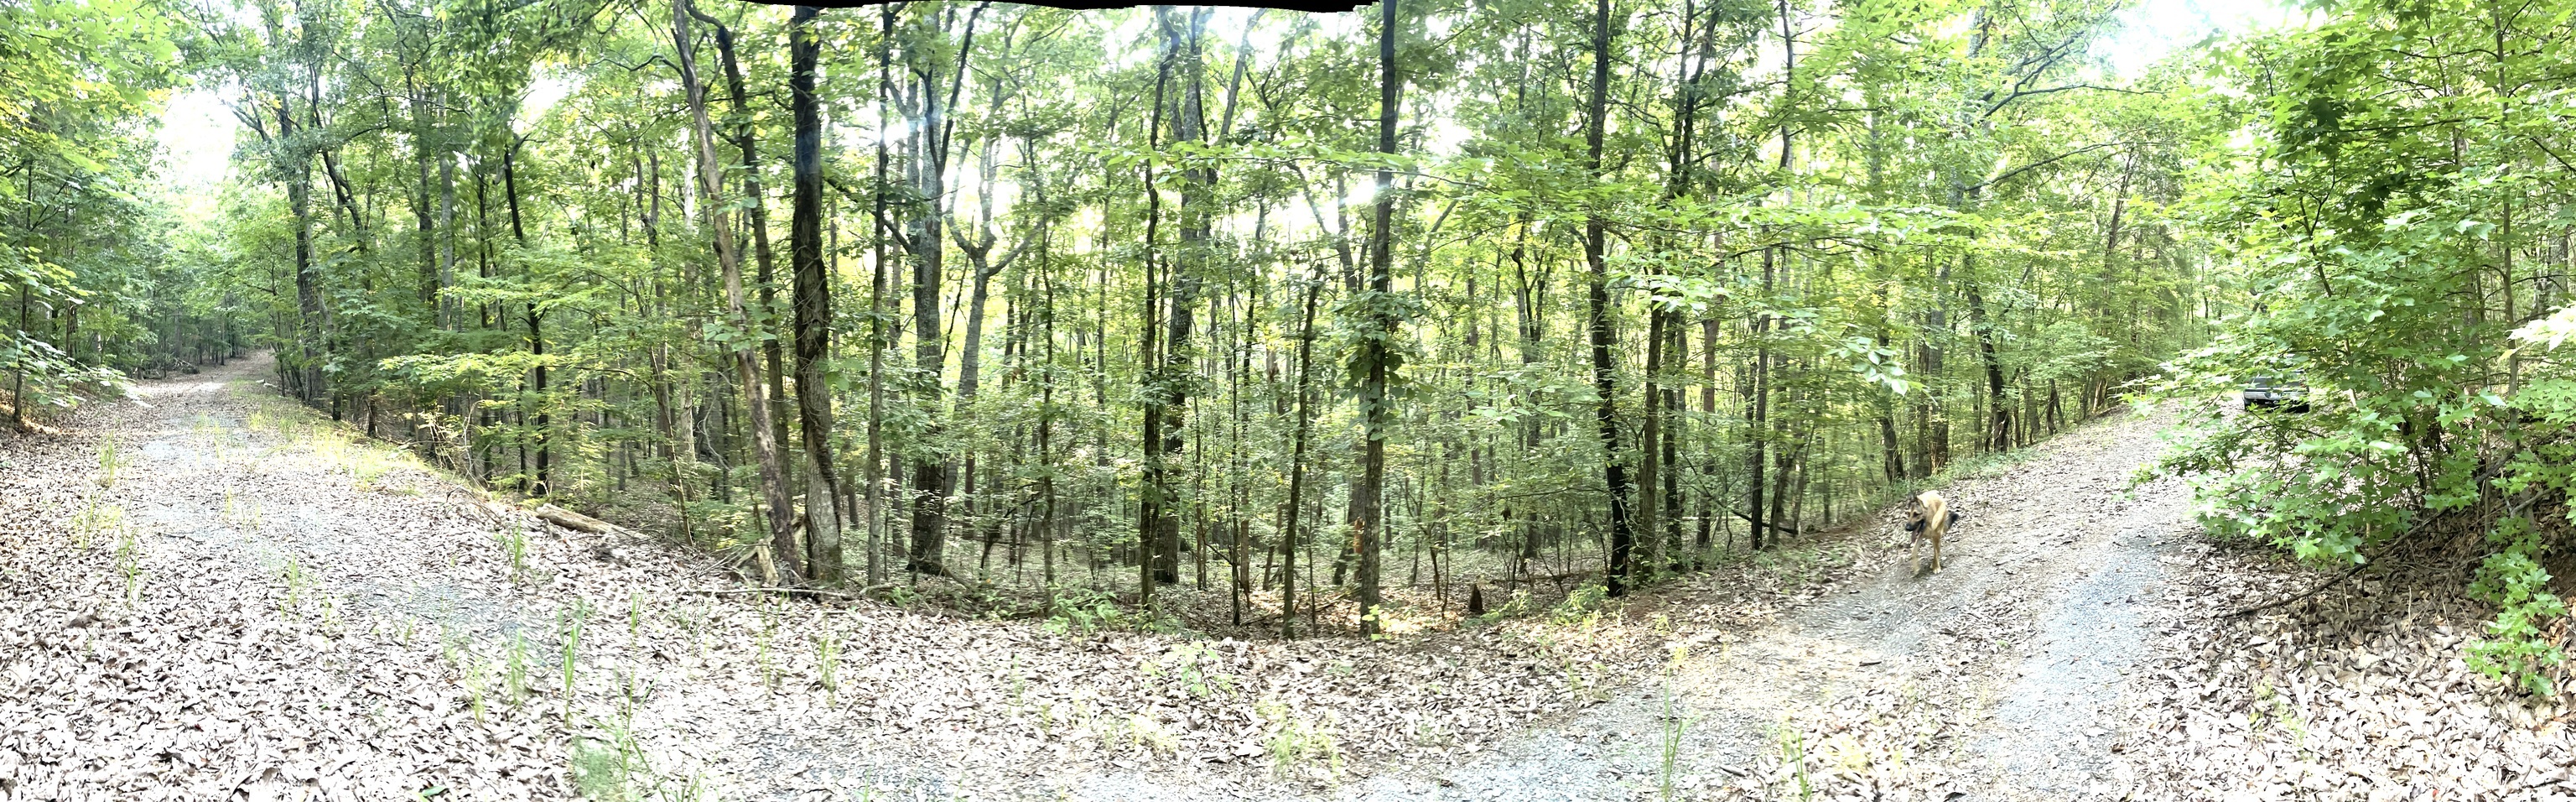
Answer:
[1582, 0, 1636, 596]
[694, 6, 797, 488]
[278, 98, 326, 408]
[1352, 0, 1403, 633]
[676, 0, 799, 582]
[789, 6, 844, 583]
[1965, 269, 2011, 455]
[905, 3, 989, 577]
[501, 143, 548, 497]
[865, 3, 896, 586]
[1137, 10, 1177, 607]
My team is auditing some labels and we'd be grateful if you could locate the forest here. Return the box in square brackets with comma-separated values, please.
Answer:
[3, 0, 2571, 799]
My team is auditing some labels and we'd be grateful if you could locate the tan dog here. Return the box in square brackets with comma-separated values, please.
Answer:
[1905, 491, 1961, 575]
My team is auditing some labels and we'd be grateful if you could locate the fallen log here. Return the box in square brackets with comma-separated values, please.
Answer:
[475, 499, 631, 539]
[532, 503, 620, 536]
[682, 583, 898, 602]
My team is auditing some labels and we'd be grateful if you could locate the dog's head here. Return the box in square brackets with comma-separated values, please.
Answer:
[1904, 492, 1939, 533]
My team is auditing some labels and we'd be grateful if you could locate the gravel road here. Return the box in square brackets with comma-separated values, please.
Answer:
[1339, 406, 2196, 801]
[4, 356, 2199, 802]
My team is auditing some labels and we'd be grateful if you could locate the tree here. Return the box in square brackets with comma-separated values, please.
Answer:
[1581, 0, 1638, 595]
[1350, 0, 1406, 635]
[2149, 0, 2576, 694]
[673, 0, 798, 582]
[788, 5, 844, 584]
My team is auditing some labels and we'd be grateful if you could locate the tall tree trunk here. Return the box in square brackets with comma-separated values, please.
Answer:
[1917, 300, 1947, 477]
[1639, 303, 1665, 575]
[1965, 267, 2010, 454]
[1748, 0, 1798, 547]
[1161, 8, 1215, 588]
[789, 6, 844, 583]
[1511, 225, 1545, 579]
[11, 163, 29, 430]
[676, 0, 799, 582]
[439, 113, 460, 335]
[1582, 0, 1636, 596]
[1661, 321, 1684, 565]
[904, 3, 988, 577]
[1137, 12, 1177, 607]
[407, 69, 439, 321]
[1696, 315, 1718, 557]
[1036, 225, 1058, 587]
[1877, 325, 1906, 482]
[1352, 0, 1404, 633]
[1279, 269, 1326, 639]
[695, 6, 797, 488]
[865, 3, 896, 586]
[501, 143, 548, 497]
[278, 99, 326, 408]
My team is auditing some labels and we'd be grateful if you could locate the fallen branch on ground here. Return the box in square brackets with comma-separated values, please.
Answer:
[683, 583, 899, 602]
[2220, 561, 2370, 619]
[532, 503, 624, 536]
[474, 499, 635, 539]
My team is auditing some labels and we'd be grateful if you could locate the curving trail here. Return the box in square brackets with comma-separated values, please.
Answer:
[1348, 406, 2197, 801]
[3, 355, 2198, 802]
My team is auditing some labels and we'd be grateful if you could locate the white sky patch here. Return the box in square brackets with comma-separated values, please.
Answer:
[2101, 0, 2311, 78]
[515, 74, 578, 133]
[1108, 10, 1155, 70]
[155, 86, 237, 194]
[1342, 180, 1375, 211]
[839, 102, 921, 150]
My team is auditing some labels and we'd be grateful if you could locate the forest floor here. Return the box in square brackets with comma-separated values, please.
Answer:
[4, 355, 2571, 802]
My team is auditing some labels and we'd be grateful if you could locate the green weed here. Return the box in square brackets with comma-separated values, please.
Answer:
[1121, 711, 1180, 758]
[816, 633, 841, 704]
[71, 501, 123, 549]
[505, 630, 530, 706]
[569, 737, 632, 801]
[1777, 721, 1813, 800]
[95, 436, 121, 488]
[1145, 643, 1238, 700]
[562, 601, 588, 724]
[754, 601, 776, 692]
[278, 555, 309, 613]
[114, 526, 143, 602]
[464, 655, 491, 724]
[1552, 582, 1611, 629]
[1041, 586, 1125, 636]
[1257, 700, 1342, 780]
[496, 523, 530, 582]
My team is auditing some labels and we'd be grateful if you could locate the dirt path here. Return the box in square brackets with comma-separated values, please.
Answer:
[3, 356, 2199, 802]
[1347, 406, 2197, 801]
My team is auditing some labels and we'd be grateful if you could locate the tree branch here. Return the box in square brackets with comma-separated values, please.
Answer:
[1975, 141, 2153, 193]
[1982, 84, 2161, 119]
[2220, 560, 2371, 619]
